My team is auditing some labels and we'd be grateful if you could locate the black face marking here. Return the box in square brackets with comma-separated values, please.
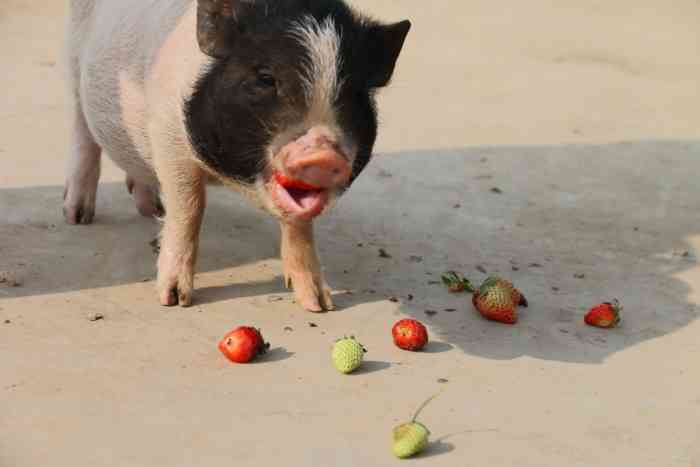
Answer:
[186, 0, 410, 186]
[185, 35, 309, 183]
[336, 86, 377, 184]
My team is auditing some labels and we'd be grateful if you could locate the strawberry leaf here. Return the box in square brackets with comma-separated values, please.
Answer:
[441, 271, 473, 293]
[478, 276, 501, 295]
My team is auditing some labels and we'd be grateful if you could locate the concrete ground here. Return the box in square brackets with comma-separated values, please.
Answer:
[2, 1, 700, 466]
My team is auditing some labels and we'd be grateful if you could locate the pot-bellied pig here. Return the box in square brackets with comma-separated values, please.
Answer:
[64, 0, 410, 311]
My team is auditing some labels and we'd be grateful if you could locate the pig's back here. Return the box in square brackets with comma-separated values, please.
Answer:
[69, 0, 194, 180]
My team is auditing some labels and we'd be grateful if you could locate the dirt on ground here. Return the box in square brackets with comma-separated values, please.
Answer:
[2, 1, 699, 466]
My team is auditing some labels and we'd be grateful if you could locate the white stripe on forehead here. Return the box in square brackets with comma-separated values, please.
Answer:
[289, 16, 342, 124]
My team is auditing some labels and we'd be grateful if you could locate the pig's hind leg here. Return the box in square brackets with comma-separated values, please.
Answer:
[63, 94, 102, 225]
[63, 16, 101, 226]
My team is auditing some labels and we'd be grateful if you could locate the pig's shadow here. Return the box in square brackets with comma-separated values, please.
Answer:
[2, 140, 700, 365]
[194, 279, 285, 306]
[0, 183, 284, 302]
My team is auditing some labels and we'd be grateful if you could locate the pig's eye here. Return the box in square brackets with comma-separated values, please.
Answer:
[255, 72, 277, 89]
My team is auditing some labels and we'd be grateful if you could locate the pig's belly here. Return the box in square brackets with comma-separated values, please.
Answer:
[80, 65, 158, 186]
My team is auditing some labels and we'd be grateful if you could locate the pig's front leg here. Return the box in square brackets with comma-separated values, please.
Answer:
[154, 160, 206, 306]
[280, 221, 334, 312]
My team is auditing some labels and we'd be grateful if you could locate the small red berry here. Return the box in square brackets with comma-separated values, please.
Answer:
[584, 300, 622, 328]
[472, 276, 526, 324]
[392, 319, 429, 351]
[274, 172, 321, 191]
[218, 326, 269, 363]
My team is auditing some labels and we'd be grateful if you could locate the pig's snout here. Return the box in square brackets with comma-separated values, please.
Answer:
[270, 130, 351, 220]
[285, 149, 351, 189]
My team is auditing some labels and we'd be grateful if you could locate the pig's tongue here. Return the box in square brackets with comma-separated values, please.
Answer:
[288, 187, 321, 210]
[272, 180, 327, 218]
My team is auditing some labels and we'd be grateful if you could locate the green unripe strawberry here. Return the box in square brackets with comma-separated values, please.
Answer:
[392, 422, 430, 458]
[391, 392, 440, 459]
[331, 336, 366, 373]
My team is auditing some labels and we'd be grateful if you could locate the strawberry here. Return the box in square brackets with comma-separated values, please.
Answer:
[442, 271, 527, 324]
[392, 319, 428, 351]
[274, 172, 321, 191]
[393, 422, 430, 459]
[472, 276, 528, 324]
[584, 300, 622, 328]
[218, 326, 269, 363]
[441, 271, 472, 293]
[392, 392, 440, 459]
[332, 336, 366, 374]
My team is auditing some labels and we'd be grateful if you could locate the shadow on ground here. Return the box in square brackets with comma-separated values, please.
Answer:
[2, 141, 699, 364]
[0, 180, 283, 300]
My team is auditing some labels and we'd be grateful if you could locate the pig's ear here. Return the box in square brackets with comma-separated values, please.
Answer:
[366, 20, 411, 88]
[197, 0, 250, 58]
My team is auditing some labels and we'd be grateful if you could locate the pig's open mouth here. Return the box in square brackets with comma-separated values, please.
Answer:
[269, 173, 328, 220]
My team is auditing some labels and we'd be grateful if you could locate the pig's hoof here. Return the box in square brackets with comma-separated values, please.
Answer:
[136, 195, 164, 218]
[158, 285, 193, 307]
[127, 177, 163, 218]
[63, 186, 96, 225]
[318, 285, 335, 311]
[63, 205, 95, 224]
[285, 274, 335, 312]
[157, 248, 195, 307]
[157, 272, 193, 307]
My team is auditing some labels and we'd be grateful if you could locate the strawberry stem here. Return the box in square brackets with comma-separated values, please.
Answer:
[411, 389, 444, 422]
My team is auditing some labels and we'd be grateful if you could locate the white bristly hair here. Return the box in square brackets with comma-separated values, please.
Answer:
[289, 15, 343, 125]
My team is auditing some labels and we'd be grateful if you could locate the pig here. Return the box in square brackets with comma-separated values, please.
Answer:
[63, 0, 410, 311]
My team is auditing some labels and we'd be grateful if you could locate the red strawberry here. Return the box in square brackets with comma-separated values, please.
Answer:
[274, 172, 321, 191]
[392, 319, 429, 351]
[218, 326, 270, 363]
[584, 300, 621, 328]
[471, 276, 527, 324]
[441, 271, 472, 293]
